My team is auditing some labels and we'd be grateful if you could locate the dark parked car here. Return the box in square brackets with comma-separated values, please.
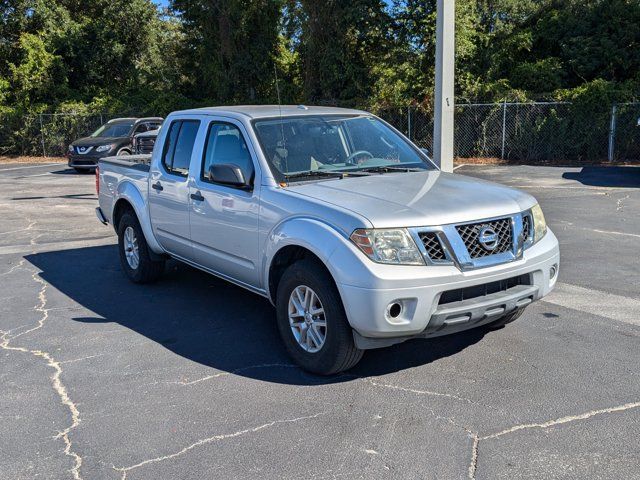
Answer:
[67, 117, 163, 172]
[132, 128, 160, 154]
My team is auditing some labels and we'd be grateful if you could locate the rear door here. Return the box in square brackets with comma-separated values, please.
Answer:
[148, 117, 202, 258]
[188, 118, 261, 288]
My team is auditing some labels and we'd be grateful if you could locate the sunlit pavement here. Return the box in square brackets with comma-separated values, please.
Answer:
[1, 162, 639, 479]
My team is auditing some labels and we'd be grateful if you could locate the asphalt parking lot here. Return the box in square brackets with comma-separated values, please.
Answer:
[1, 161, 639, 480]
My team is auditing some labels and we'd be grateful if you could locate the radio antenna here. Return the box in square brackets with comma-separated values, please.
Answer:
[273, 64, 288, 175]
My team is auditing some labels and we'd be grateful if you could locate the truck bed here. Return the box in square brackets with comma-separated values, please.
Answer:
[98, 154, 152, 225]
[100, 154, 152, 172]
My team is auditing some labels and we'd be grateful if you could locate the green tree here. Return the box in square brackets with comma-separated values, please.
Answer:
[8, 32, 68, 107]
[286, 0, 389, 105]
[170, 0, 283, 103]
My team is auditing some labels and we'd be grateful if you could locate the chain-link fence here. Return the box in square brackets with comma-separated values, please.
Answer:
[0, 112, 138, 157]
[2, 103, 639, 161]
[378, 101, 640, 163]
[610, 103, 640, 162]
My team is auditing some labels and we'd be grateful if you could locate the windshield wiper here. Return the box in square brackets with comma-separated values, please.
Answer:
[284, 170, 346, 181]
[358, 165, 425, 173]
[284, 169, 372, 182]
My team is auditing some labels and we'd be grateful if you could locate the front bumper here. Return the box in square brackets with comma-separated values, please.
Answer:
[335, 229, 559, 344]
[68, 151, 115, 169]
[68, 154, 100, 169]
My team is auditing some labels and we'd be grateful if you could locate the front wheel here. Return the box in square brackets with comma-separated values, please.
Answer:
[276, 259, 363, 375]
[117, 212, 164, 283]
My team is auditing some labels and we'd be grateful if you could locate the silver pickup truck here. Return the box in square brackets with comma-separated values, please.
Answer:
[96, 105, 559, 374]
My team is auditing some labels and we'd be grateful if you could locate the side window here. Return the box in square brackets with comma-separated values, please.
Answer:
[161, 120, 200, 177]
[161, 121, 180, 173]
[134, 123, 148, 134]
[201, 122, 254, 184]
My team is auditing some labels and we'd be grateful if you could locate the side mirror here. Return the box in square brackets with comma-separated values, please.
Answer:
[637, 117, 640, 127]
[208, 163, 249, 188]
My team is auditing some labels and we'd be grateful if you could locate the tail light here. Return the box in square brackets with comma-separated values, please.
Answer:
[95, 166, 100, 195]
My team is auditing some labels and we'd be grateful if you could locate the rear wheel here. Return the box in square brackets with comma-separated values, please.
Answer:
[276, 259, 363, 375]
[486, 307, 526, 330]
[117, 212, 164, 283]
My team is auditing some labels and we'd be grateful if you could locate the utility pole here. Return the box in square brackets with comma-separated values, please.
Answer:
[433, 0, 455, 172]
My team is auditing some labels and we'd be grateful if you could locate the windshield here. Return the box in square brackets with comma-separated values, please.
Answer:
[91, 122, 134, 138]
[253, 115, 434, 180]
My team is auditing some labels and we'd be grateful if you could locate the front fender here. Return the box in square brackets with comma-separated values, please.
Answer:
[263, 217, 357, 300]
[114, 181, 164, 254]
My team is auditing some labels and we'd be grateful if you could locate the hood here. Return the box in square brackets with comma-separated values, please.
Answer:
[286, 170, 537, 228]
[135, 129, 160, 139]
[71, 136, 127, 147]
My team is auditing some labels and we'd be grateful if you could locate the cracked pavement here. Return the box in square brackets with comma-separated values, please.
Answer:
[0, 162, 639, 479]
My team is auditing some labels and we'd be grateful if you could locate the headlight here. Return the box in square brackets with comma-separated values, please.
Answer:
[95, 145, 112, 153]
[350, 228, 425, 265]
[68, 145, 74, 152]
[531, 204, 547, 242]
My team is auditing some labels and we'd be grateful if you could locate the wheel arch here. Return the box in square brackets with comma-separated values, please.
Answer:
[264, 217, 352, 304]
[112, 182, 164, 254]
[268, 245, 330, 304]
[112, 198, 135, 232]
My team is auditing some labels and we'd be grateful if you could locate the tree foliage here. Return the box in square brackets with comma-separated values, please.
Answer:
[0, 0, 638, 124]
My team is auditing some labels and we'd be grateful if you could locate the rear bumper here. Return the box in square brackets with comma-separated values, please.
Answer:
[95, 207, 108, 225]
[337, 229, 560, 343]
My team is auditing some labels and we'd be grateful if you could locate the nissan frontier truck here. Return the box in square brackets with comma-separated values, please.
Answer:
[96, 105, 559, 374]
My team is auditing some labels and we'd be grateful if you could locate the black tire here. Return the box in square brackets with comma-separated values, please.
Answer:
[276, 259, 363, 375]
[486, 307, 526, 330]
[117, 212, 164, 283]
[73, 167, 90, 173]
[117, 148, 131, 156]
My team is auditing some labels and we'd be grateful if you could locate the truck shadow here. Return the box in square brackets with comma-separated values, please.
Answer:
[26, 245, 487, 385]
[562, 166, 640, 188]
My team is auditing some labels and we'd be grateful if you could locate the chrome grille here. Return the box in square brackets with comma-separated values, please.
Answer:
[418, 232, 446, 261]
[136, 137, 156, 154]
[75, 146, 93, 155]
[456, 218, 512, 258]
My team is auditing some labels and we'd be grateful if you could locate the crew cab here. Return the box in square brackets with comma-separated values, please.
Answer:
[68, 117, 162, 172]
[96, 106, 559, 374]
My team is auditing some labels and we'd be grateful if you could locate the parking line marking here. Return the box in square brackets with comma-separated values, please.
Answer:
[0, 163, 63, 172]
[542, 282, 640, 326]
[510, 184, 627, 191]
[19, 172, 54, 178]
[555, 221, 640, 239]
[453, 164, 467, 171]
[0, 237, 115, 256]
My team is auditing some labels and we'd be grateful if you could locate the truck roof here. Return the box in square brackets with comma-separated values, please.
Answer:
[173, 105, 367, 119]
[107, 117, 164, 124]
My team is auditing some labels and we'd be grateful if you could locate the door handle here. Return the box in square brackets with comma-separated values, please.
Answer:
[190, 191, 205, 202]
[152, 181, 163, 191]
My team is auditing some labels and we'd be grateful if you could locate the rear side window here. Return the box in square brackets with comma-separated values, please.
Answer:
[161, 120, 200, 177]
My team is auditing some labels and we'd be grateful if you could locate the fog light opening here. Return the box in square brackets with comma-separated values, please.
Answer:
[550, 264, 558, 279]
[388, 302, 402, 319]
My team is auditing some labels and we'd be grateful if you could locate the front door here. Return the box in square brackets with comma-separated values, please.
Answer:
[188, 119, 261, 288]
[148, 118, 201, 258]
